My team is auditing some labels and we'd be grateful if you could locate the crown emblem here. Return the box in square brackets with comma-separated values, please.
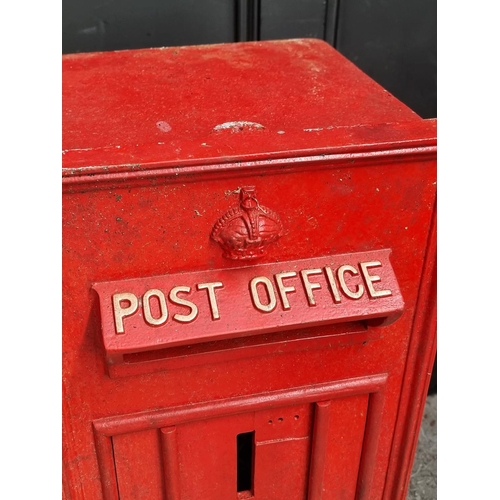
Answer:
[211, 186, 284, 260]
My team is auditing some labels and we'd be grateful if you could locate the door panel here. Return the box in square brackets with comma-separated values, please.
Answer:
[108, 395, 371, 499]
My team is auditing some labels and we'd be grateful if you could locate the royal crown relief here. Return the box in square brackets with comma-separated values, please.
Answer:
[211, 186, 284, 260]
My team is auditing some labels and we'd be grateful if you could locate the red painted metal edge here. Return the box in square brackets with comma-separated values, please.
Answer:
[160, 427, 181, 500]
[62, 147, 437, 196]
[93, 374, 387, 437]
[308, 401, 332, 500]
[108, 323, 373, 379]
[62, 119, 436, 174]
[356, 390, 387, 499]
[382, 201, 437, 500]
[93, 431, 120, 500]
[64, 153, 437, 198]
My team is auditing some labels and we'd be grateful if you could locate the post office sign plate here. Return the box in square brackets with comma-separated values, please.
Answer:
[93, 249, 403, 360]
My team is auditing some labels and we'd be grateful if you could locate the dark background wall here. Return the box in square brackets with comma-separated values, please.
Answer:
[63, 0, 436, 119]
[62, 0, 437, 391]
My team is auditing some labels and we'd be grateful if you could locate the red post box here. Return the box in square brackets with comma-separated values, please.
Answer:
[62, 39, 436, 500]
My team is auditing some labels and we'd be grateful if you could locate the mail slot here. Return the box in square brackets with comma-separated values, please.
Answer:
[62, 39, 436, 500]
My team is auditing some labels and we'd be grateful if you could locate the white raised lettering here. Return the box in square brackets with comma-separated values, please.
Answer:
[197, 282, 224, 320]
[337, 265, 364, 299]
[143, 289, 168, 326]
[250, 276, 277, 312]
[274, 271, 297, 310]
[324, 266, 342, 303]
[169, 286, 198, 323]
[112, 292, 138, 334]
[359, 261, 392, 298]
[300, 269, 323, 306]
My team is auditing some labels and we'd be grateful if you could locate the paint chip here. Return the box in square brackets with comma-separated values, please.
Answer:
[156, 121, 172, 132]
[213, 121, 265, 133]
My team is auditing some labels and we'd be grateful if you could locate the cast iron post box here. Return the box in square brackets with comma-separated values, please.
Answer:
[62, 39, 436, 500]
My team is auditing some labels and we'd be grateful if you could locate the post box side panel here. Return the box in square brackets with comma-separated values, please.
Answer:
[62, 156, 435, 499]
[382, 207, 436, 500]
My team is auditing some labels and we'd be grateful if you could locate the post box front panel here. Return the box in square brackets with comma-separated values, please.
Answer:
[63, 149, 435, 500]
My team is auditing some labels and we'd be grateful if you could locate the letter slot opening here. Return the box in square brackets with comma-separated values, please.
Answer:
[237, 431, 255, 496]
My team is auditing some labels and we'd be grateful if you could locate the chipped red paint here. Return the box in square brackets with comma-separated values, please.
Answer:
[63, 39, 436, 500]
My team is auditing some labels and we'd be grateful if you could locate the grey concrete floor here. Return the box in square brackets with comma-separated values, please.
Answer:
[406, 394, 437, 500]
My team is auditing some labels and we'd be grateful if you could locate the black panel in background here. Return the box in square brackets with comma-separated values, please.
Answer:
[62, 0, 235, 54]
[259, 0, 327, 41]
[335, 0, 436, 119]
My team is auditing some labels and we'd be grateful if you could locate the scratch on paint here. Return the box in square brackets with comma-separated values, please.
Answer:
[62, 147, 94, 153]
[303, 125, 335, 132]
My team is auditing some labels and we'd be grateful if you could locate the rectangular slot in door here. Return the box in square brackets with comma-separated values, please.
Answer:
[237, 431, 254, 497]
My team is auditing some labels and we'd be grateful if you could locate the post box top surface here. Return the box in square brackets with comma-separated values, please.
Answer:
[63, 38, 435, 175]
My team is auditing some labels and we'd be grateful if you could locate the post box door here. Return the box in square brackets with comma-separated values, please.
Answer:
[96, 394, 371, 500]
